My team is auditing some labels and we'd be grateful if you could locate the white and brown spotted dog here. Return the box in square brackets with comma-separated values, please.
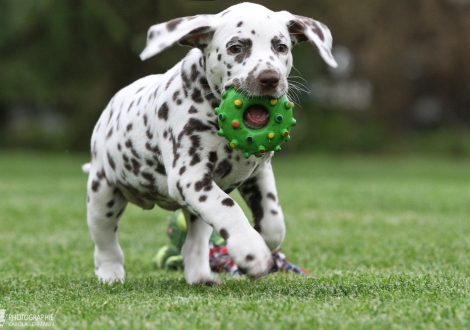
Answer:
[83, 2, 337, 285]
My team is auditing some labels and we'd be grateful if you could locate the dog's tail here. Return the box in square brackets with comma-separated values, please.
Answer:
[82, 163, 91, 174]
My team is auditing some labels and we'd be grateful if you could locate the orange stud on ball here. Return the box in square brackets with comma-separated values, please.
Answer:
[229, 139, 239, 149]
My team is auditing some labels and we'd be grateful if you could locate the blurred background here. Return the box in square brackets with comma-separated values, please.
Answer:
[1, 0, 470, 155]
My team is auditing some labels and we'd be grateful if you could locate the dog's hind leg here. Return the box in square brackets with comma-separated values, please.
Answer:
[86, 170, 128, 283]
[181, 208, 220, 285]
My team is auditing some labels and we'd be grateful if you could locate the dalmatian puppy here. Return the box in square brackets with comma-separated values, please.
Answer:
[84, 2, 337, 285]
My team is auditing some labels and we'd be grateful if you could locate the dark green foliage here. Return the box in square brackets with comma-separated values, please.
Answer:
[0, 0, 160, 150]
[1, 0, 469, 154]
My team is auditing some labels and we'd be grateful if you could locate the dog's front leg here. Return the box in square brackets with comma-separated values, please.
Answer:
[167, 166, 273, 281]
[239, 160, 286, 252]
[180, 208, 220, 285]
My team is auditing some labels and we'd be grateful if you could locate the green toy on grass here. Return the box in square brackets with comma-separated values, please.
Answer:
[153, 210, 308, 275]
[153, 210, 224, 271]
[214, 87, 296, 158]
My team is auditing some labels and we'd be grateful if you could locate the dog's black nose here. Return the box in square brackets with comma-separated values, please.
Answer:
[258, 70, 279, 89]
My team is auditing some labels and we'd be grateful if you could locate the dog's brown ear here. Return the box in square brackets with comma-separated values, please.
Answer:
[277, 11, 337, 68]
[140, 15, 216, 60]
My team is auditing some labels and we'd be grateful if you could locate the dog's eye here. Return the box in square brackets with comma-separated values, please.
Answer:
[228, 44, 244, 54]
[276, 44, 288, 54]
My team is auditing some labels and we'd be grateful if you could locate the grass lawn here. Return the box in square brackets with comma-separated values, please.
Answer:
[0, 151, 469, 329]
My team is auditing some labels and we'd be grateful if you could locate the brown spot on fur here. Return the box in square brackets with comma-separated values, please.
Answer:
[107, 152, 116, 170]
[158, 102, 169, 120]
[221, 198, 234, 207]
[267, 193, 276, 202]
[91, 180, 100, 192]
[220, 228, 229, 240]
[167, 17, 183, 31]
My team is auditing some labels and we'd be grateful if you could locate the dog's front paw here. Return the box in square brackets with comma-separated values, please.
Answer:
[226, 230, 273, 279]
[185, 271, 221, 286]
[95, 263, 125, 284]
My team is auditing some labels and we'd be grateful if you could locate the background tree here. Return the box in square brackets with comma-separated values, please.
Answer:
[1, 0, 469, 153]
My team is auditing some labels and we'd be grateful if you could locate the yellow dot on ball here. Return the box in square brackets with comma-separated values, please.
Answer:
[270, 99, 277, 106]
[268, 132, 275, 139]
[234, 99, 243, 107]
[229, 142, 236, 148]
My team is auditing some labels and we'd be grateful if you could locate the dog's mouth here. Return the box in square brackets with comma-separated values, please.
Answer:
[243, 105, 270, 129]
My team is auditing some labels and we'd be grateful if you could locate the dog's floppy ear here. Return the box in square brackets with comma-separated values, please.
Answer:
[140, 15, 216, 60]
[277, 11, 338, 68]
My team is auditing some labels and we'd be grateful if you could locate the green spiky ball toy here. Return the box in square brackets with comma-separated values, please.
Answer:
[214, 88, 296, 158]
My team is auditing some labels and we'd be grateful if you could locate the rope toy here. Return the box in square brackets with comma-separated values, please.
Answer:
[214, 88, 296, 158]
[153, 210, 307, 276]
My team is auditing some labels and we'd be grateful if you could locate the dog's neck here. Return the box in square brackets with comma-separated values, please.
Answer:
[179, 49, 221, 108]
